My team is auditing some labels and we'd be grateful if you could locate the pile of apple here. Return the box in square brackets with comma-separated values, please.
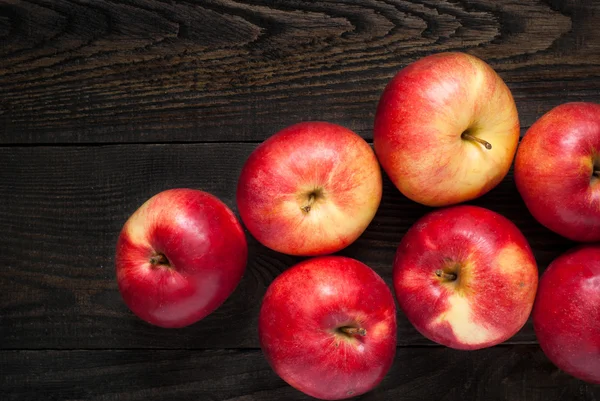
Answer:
[115, 52, 600, 399]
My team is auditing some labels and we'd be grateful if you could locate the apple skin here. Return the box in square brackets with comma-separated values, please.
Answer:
[237, 121, 382, 256]
[533, 245, 600, 384]
[373, 52, 519, 207]
[115, 188, 248, 328]
[515, 102, 600, 242]
[393, 205, 538, 350]
[259, 256, 397, 400]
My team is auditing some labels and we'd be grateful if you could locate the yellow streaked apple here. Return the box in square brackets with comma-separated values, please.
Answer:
[374, 52, 519, 207]
[237, 122, 382, 256]
[392, 205, 538, 350]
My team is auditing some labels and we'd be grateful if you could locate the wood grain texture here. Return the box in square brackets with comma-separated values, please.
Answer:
[2, 348, 599, 401]
[0, 143, 576, 350]
[1, 0, 599, 144]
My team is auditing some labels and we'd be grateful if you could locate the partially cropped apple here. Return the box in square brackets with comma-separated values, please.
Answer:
[374, 52, 519, 207]
[393, 205, 538, 350]
[259, 256, 396, 400]
[115, 188, 247, 328]
[237, 122, 382, 256]
[533, 245, 600, 384]
[515, 102, 600, 242]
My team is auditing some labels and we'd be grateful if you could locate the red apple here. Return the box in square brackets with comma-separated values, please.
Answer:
[259, 256, 396, 400]
[515, 102, 600, 242]
[374, 52, 519, 207]
[533, 245, 600, 384]
[237, 122, 382, 256]
[115, 188, 247, 328]
[393, 205, 538, 350]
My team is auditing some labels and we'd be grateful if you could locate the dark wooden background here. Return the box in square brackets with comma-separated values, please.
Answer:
[1, 1, 599, 400]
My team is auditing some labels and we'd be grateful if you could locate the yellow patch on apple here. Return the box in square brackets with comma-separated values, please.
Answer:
[431, 294, 498, 345]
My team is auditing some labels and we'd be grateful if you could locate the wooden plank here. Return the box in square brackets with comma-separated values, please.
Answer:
[0, 143, 575, 349]
[1, 0, 599, 144]
[1, 348, 598, 401]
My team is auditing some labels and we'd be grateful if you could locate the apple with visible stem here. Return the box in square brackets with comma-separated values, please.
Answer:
[533, 245, 600, 384]
[373, 52, 519, 207]
[393, 205, 538, 350]
[515, 102, 600, 242]
[259, 256, 397, 400]
[115, 188, 247, 328]
[237, 121, 382, 256]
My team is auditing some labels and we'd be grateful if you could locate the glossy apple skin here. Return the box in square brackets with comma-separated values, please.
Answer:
[115, 189, 248, 328]
[237, 122, 382, 256]
[515, 102, 600, 242]
[533, 245, 600, 384]
[374, 52, 519, 207]
[259, 256, 397, 400]
[393, 206, 538, 350]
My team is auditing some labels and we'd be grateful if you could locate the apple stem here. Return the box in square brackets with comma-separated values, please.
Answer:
[339, 327, 367, 336]
[150, 253, 170, 267]
[435, 269, 457, 281]
[594, 170, 600, 177]
[462, 132, 492, 150]
[301, 193, 316, 213]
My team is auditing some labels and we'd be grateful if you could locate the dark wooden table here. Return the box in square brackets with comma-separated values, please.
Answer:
[1, 1, 600, 400]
